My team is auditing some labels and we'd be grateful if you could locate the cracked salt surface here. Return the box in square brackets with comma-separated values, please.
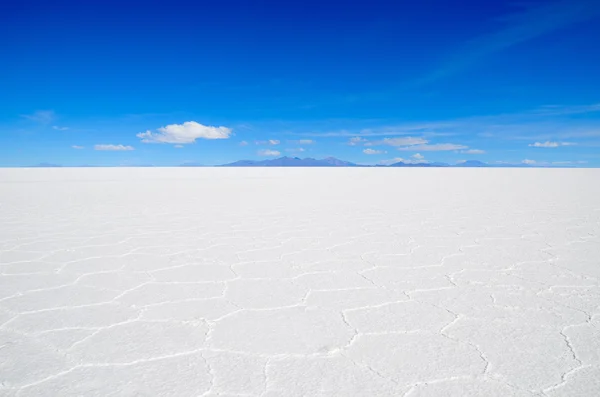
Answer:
[1, 168, 599, 396]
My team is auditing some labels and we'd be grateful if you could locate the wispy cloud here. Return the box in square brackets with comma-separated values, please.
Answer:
[348, 137, 367, 146]
[94, 144, 135, 151]
[299, 103, 600, 141]
[531, 103, 600, 116]
[288, 139, 315, 145]
[255, 139, 280, 145]
[52, 125, 69, 131]
[236, 102, 599, 159]
[529, 141, 576, 147]
[421, 0, 600, 83]
[21, 110, 55, 124]
[286, 147, 305, 153]
[71, 145, 84, 150]
[365, 137, 429, 147]
[461, 149, 486, 154]
[239, 140, 249, 146]
[552, 160, 588, 164]
[363, 148, 386, 155]
[370, 104, 600, 142]
[137, 121, 232, 144]
[307, 123, 448, 138]
[258, 149, 280, 156]
[397, 143, 468, 151]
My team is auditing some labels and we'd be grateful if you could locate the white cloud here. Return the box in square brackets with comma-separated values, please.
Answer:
[530, 141, 558, 148]
[174, 145, 184, 148]
[412, 153, 424, 160]
[348, 137, 367, 146]
[363, 148, 386, 155]
[255, 139, 280, 145]
[52, 125, 69, 131]
[94, 144, 135, 151]
[529, 141, 576, 148]
[258, 149, 281, 156]
[286, 139, 315, 145]
[522, 159, 537, 164]
[461, 149, 486, 154]
[239, 141, 249, 146]
[137, 121, 232, 144]
[22, 110, 55, 124]
[397, 143, 468, 151]
[551, 160, 588, 165]
[71, 145, 84, 149]
[365, 137, 428, 147]
[286, 148, 305, 153]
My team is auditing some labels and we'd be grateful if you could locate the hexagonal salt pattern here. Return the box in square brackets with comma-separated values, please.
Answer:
[1, 167, 599, 396]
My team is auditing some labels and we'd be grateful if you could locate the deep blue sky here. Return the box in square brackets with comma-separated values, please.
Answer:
[2, 0, 600, 166]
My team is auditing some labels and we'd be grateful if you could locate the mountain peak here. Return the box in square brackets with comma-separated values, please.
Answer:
[456, 160, 489, 167]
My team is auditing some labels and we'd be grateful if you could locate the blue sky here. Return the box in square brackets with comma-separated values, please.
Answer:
[1, 0, 600, 166]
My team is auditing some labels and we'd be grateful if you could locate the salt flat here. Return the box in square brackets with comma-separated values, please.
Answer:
[0, 168, 599, 397]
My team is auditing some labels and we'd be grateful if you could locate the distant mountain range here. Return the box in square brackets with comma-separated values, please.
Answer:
[454, 160, 488, 167]
[220, 156, 357, 167]
[23, 157, 579, 168]
[218, 157, 532, 168]
[388, 161, 448, 167]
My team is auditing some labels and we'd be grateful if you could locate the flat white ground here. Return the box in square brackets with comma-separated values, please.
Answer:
[1, 168, 599, 396]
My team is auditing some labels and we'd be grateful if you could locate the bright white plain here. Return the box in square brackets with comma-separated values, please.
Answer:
[1, 168, 599, 397]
